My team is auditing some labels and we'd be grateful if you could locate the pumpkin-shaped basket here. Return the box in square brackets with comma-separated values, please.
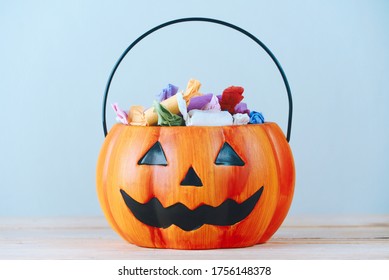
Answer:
[96, 17, 295, 249]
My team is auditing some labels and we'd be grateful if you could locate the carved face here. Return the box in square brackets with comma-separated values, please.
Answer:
[96, 123, 295, 249]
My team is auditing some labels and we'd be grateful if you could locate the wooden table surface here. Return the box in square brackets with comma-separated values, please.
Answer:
[1, 215, 388, 259]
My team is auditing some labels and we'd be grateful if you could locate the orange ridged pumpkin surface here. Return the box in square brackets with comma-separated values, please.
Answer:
[96, 122, 295, 249]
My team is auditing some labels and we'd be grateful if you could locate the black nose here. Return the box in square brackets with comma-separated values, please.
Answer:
[180, 167, 203, 187]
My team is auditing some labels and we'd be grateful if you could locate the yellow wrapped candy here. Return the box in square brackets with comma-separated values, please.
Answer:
[128, 106, 148, 126]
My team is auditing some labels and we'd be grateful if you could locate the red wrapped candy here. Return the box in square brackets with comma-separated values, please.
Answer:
[218, 86, 244, 114]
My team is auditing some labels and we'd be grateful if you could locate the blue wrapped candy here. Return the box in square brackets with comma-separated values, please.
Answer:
[249, 111, 265, 124]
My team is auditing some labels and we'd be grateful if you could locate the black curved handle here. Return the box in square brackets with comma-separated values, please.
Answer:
[102, 17, 293, 142]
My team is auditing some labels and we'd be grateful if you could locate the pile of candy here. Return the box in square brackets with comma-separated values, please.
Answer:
[112, 79, 264, 127]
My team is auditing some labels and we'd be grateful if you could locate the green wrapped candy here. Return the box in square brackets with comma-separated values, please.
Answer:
[153, 100, 184, 126]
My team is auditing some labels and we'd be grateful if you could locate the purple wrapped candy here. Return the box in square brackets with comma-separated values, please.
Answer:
[156, 84, 179, 102]
[249, 111, 265, 124]
[234, 102, 250, 114]
[202, 94, 221, 111]
[187, 93, 213, 111]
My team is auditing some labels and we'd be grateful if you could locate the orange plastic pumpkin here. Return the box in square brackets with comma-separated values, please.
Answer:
[96, 17, 295, 249]
[96, 123, 294, 249]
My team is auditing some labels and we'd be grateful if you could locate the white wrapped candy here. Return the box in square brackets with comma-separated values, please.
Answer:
[187, 110, 233, 126]
[233, 113, 250, 125]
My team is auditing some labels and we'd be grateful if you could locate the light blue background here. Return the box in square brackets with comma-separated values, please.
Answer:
[1, 0, 388, 216]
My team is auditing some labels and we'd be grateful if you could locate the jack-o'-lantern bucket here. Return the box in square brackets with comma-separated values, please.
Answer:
[96, 17, 295, 249]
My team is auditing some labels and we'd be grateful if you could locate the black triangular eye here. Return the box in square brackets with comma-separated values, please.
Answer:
[138, 141, 168, 166]
[215, 142, 245, 166]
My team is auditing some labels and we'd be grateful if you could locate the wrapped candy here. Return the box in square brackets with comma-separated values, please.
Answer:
[153, 100, 183, 126]
[249, 111, 265, 124]
[128, 106, 148, 126]
[202, 94, 221, 111]
[218, 86, 244, 114]
[187, 94, 221, 111]
[111, 103, 128, 125]
[234, 102, 250, 114]
[112, 80, 263, 128]
[177, 92, 189, 121]
[187, 110, 233, 126]
[187, 94, 213, 111]
[156, 84, 179, 102]
[144, 79, 202, 125]
[233, 113, 250, 125]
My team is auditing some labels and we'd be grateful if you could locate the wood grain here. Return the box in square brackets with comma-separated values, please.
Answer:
[1, 215, 388, 259]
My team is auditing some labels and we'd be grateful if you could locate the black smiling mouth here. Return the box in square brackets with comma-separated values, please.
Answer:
[120, 186, 264, 231]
